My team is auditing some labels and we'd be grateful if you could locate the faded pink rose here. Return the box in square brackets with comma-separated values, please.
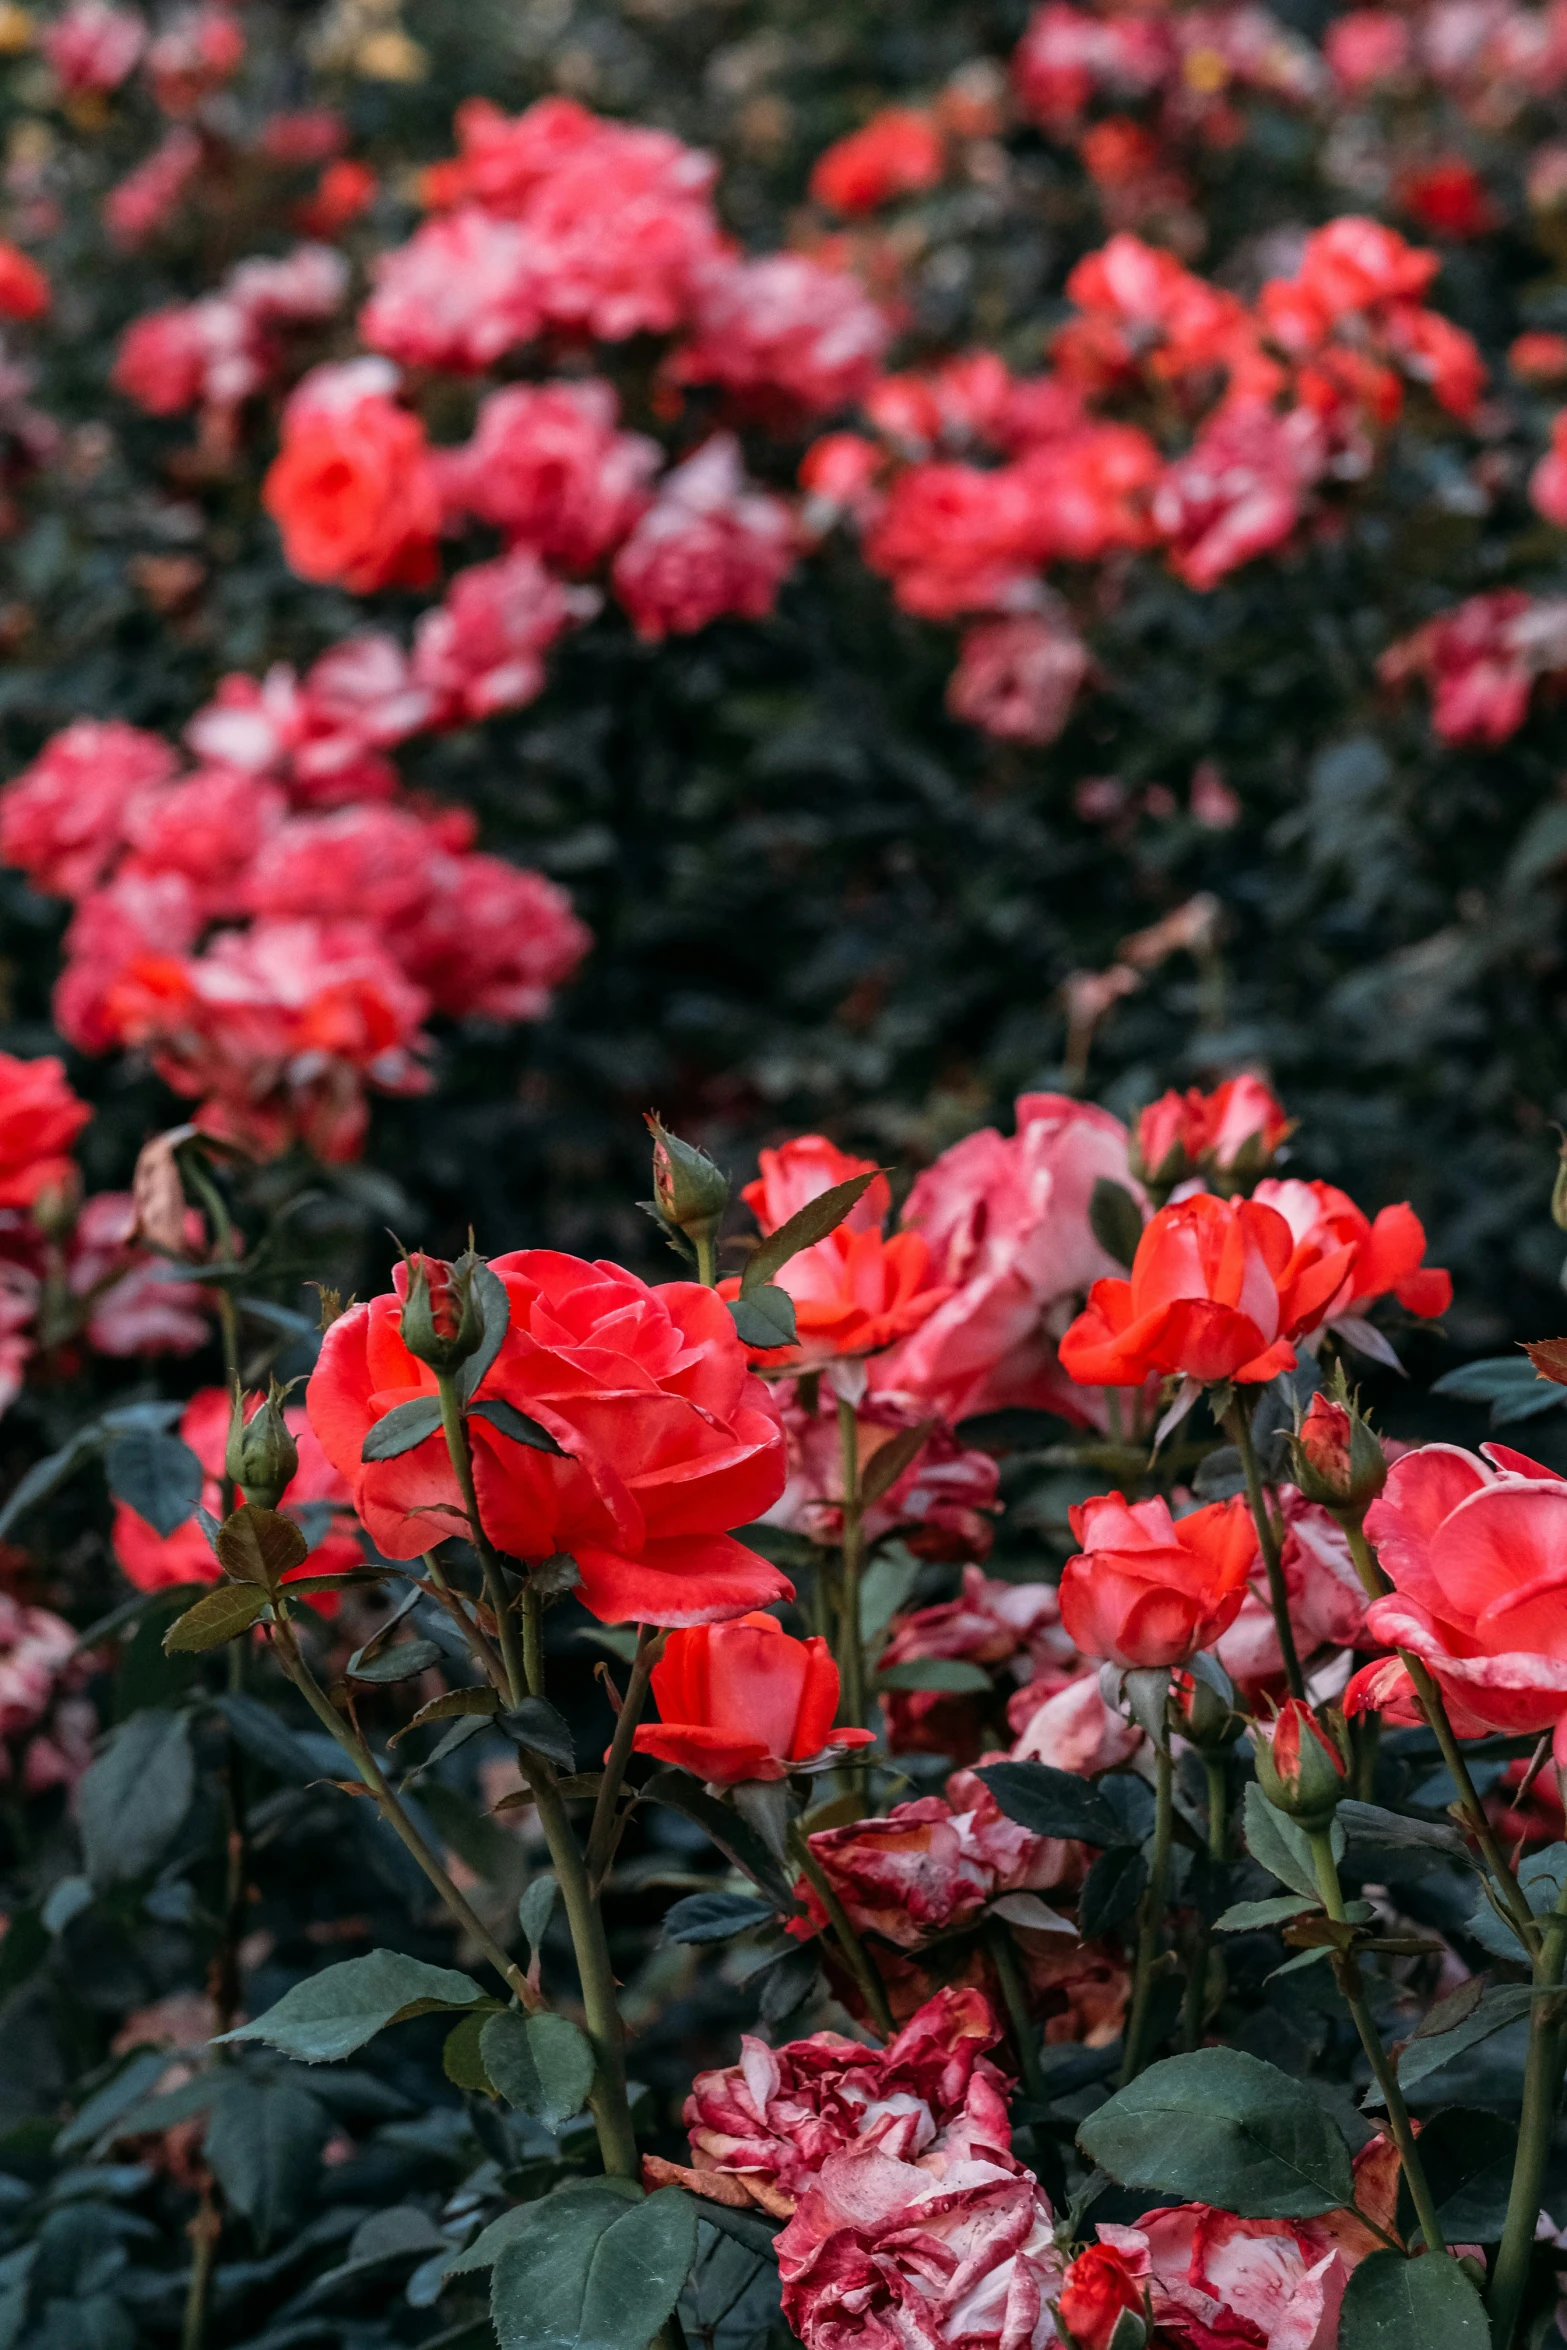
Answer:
[1095, 2203, 1353, 2349]
[643, 1986, 1013, 2218]
[767, 1391, 1001, 1582]
[1215, 1488, 1367, 1697]
[779, 2149, 1064, 2350]
[794, 1783, 1067, 1951]
[876, 1569, 1074, 1759]
[877, 1095, 1145, 1425]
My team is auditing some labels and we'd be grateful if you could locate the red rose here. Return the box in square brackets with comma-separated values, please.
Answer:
[0, 1052, 90, 1211]
[1059, 1491, 1257, 1669]
[307, 1250, 790, 1625]
[1058, 2241, 1148, 2350]
[1057, 1192, 1356, 1389]
[263, 363, 441, 594]
[632, 1613, 873, 1784]
[808, 108, 946, 215]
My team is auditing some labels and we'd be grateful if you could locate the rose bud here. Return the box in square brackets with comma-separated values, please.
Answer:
[645, 1114, 730, 1270]
[399, 1250, 482, 1371]
[631, 1614, 875, 1785]
[1253, 1697, 1348, 1830]
[1171, 1661, 1242, 1752]
[1057, 2241, 1148, 2350]
[1290, 1391, 1387, 1515]
[226, 1380, 300, 1511]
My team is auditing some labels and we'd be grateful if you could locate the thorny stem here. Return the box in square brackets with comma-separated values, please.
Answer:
[693, 1230, 718, 1290]
[522, 1583, 545, 1699]
[1341, 1518, 1540, 1954]
[1226, 1405, 1306, 1702]
[985, 1916, 1046, 2104]
[1308, 1827, 1447, 2260]
[1182, 1754, 1228, 2052]
[1122, 1740, 1175, 2084]
[269, 1611, 539, 2011]
[835, 1391, 866, 1731]
[790, 1824, 894, 2041]
[1487, 1875, 1567, 2349]
[435, 1372, 527, 1711]
[180, 2189, 222, 2350]
[521, 1755, 642, 2178]
[420, 1551, 509, 1696]
[588, 1626, 664, 1894]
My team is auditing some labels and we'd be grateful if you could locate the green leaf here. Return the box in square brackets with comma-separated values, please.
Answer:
[742, 1172, 878, 1291]
[1088, 1177, 1145, 1269]
[215, 1501, 309, 1587]
[502, 1698, 577, 1772]
[642, 1772, 798, 1910]
[1337, 2250, 1487, 2346]
[219, 1948, 485, 2062]
[726, 1288, 797, 1349]
[444, 2010, 500, 2094]
[1337, 1800, 1469, 1864]
[391, 1686, 500, 1744]
[876, 1657, 992, 1694]
[1396, 2108, 1516, 2245]
[348, 1638, 443, 1683]
[205, 2074, 329, 2247]
[455, 1259, 511, 1405]
[859, 1545, 922, 1645]
[481, 2011, 595, 2129]
[103, 1427, 204, 1537]
[1242, 1780, 1328, 1900]
[519, 1875, 561, 1955]
[1078, 1845, 1148, 1938]
[471, 1398, 566, 1455]
[362, 1395, 445, 1462]
[975, 1760, 1124, 1848]
[490, 2181, 699, 2350]
[163, 1582, 269, 1652]
[1468, 1844, 1567, 1958]
[1391, 1984, 1534, 2095]
[78, 1710, 194, 1890]
[1076, 2048, 1356, 2218]
[661, 1891, 778, 1943]
[1216, 1895, 1324, 1932]
[858, 1421, 933, 1505]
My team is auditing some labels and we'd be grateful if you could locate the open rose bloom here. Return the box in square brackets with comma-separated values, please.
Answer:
[1345, 1441, 1567, 1763]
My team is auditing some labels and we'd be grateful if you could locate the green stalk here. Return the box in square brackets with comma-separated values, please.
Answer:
[270, 1614, 537, 2010]
[1487, 1877, 1567, 2348]
[421, 1550, 509, 1695]
[985, 1917, 1046, 2103]
[587, 1627, 664, 1893]
[436, 1372, 527, 1710]
[693, 1230, 718, 1289]
[790, 1824, 894, 2041]
[1121, 1740, 1174, 2084]
[1308, 1826, 1446, 2259]
[835, 1390, 866, 1730]
[522, 1583, 544, 1698]
[1341, 1519, 1540, 1955]
[1182, 1754, 1228, 2052]
[523, 1758, 642, 2177]
[1226, 1405, 1305, 1702]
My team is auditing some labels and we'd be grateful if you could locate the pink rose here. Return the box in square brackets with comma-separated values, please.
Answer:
[1215, 1488, 1367, 1698]
[875, 1569, 1072, 1759]
[1095, 2204, 1353, 2349]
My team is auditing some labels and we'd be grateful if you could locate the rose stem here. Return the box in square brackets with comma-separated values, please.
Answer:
[1121, 1738, 1175, 2084]
[588, 1626, 664, 1893]
[1224, 1402, 1306, 1703]
[985, 1916, 1047, 2104]
[835, 1390, 867, 1731]
[435, 1371, 528, 1710]
[1340, 1519, 1540, 1954]
[1182, 1753, 1228, 2052]
[789, 1823, 894, 2040]
[1487, 1873, 1567, 2348]
[1307, 1825, 1446, 2258]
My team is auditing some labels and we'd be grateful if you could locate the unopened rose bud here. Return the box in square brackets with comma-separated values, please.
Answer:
[1290, 1392, 1387, 1515]
[1253, 1698, 1348, 1831]
[644, 1114, 730, 1267]
[400, 1251, 482, 1371]
[30, 1164, 82, 1241]
[226, 1380, 299, 1510]
[1131, 1091, 1196, 1195]
[1173, 1662, 1241, 1752]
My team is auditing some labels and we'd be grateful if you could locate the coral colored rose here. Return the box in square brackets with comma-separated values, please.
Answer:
[1060, 1491, 1257, 1669]
[308, 1251, 789, 1625]
[1057, 1192, 1356, 1388]
[778, 2148, 1064, 2350]
[644, 1986, 1013, 2218]
[1058, 2240, 1148, 2349]
[0, 1052, 90, 1210]
[1135, 1074, 1289, 1188]
[879, 1096, 1143, 1426]
[1251, 1177, 1452, 1327]
[1096, 2200, 1361, 2348]
[0, 243, 50, 324]
[263, 365, 441, 594]
[1344, 1442, 1567, 1764]
[113, 1388, 359, 1598]
[723, 1132, 949, 1368]
[809, 109, 946, 215]
[632, 1613, 872, 1784]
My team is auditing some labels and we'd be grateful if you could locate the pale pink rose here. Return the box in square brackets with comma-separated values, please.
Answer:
[645, 1987, 1014, 2218]
[769, 1392, 1001, 1570]
[877, 1095, 1145, 1425]
[1006, 1669, 1142, 1776]
[1096, 2204, 1351, 2349]
[875, 1567, 1074, 1758]
[778, 2150, 1065, 2350]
